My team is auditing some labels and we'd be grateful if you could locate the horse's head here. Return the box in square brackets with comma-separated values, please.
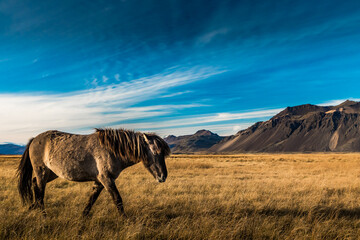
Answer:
[143, 134, 171, 183]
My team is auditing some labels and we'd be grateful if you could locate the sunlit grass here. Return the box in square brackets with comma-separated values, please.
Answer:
[1, 153, 360, 239]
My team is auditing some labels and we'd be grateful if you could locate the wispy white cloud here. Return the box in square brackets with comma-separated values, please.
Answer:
[160, 90, 193, 98]
[318, 98, 360, 106]
[197, 28, 230, 45]
[91, 77, 98, 86]
[116, 108, 282, 133]
[102, 75, 109, 83]
[0, 67, 224, 144]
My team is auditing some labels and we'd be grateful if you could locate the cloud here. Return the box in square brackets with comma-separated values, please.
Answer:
[91, 77, 98, 86]
[197, 28, 230, 45]
[0, 66, 224, 144]
[114, 73, 120, 81]
[102, 75, 109, 83]
[318, 98, 360, 106]
[160, 90, 193, 98]
[116, 108, 282, 133]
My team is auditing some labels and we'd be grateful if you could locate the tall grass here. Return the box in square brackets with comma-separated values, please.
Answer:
[1, 153, 360, 239]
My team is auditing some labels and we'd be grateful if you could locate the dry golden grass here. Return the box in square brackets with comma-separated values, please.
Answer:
[2, 153, 360, 239]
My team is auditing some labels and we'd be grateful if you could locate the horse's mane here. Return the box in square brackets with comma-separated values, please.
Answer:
[96, 128, 170, 163]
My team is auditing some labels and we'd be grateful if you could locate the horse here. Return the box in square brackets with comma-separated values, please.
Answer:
[17, 128, 171, 217]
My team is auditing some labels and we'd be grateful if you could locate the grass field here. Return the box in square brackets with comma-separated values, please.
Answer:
[2, 154, 360, 239]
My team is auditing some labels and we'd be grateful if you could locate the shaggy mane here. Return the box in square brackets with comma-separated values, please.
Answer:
[96, 128, 170, 163]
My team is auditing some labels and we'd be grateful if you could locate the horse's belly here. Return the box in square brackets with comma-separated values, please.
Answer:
[45, 156, 97, 182]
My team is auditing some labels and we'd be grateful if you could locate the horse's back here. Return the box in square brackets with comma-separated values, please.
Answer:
[29, 130, 101, 181]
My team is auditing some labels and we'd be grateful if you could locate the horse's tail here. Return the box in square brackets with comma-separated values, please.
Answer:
[17, 138, 34, 204]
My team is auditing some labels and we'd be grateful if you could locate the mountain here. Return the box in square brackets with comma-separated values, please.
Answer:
[0, 144, 26, 155]
[210, 100, 360, 152]
[164, 130, 224, 153]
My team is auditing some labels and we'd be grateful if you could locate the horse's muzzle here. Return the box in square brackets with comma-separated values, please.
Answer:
[157, 175, 166, 183]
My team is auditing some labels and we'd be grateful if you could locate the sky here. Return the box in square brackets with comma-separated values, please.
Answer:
[1, 0, 360, 144]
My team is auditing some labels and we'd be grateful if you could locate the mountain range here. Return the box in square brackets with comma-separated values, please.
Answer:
[164, 129, 224, 153]
[0, 144, 26, 155]
[166, 100, 360, 153]
[2, 100, 360, 154]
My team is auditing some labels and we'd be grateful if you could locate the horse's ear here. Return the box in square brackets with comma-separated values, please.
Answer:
[143, 133, 150, 145]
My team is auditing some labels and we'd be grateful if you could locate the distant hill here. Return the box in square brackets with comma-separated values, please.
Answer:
[164, 130, 224, 153]
[210, 100, 360, 152]
[0, 144, 25, 155]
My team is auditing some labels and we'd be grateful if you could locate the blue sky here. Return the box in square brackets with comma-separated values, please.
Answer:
[1, 0, 360, 143]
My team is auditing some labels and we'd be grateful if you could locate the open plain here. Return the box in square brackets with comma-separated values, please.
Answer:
[1, 154, 360, 239]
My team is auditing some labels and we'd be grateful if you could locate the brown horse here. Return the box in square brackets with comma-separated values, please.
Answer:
[17, 128, 170, 216]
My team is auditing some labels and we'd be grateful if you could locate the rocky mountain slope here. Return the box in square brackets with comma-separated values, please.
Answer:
[164, 130, 224, 153]
[210, 100, 360, 152]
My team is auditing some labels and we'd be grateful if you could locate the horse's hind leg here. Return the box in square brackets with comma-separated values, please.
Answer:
[30, 167, 53, 215]
[28, 177, 39, 210]
[28, 178, 46, 214]
[29, 170, 57, 211]
[82, 181, 104, 217]
[98, 176, 125, 216]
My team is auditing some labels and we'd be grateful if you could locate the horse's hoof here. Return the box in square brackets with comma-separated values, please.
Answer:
[41, 210, 47, 217]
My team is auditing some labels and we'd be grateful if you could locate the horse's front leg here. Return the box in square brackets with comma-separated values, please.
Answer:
[82, 181, 104, 217]
[98, 175, 125, 216]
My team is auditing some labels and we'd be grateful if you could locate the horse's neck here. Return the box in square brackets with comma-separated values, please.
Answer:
[113, 155, 140, 169]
